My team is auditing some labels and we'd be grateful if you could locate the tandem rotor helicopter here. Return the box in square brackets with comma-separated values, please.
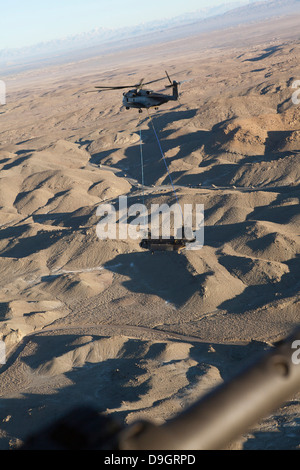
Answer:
[91, 71, 187, 112]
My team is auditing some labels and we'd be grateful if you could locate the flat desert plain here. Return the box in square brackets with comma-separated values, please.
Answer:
[0, 11, 299, 450]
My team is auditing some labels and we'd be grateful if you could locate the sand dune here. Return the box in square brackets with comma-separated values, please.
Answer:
[0, 9, 299, 450]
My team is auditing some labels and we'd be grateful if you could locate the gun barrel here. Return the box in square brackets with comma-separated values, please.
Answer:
[121, 327, 300, 450]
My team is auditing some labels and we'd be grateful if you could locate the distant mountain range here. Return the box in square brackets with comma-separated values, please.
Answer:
[0, 1, 261, 62]
[1, 0, 299, 70]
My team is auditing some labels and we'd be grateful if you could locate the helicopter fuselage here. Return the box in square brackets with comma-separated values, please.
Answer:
[122, 83, 178, 110]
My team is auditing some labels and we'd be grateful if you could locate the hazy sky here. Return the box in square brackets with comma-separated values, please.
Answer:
[1, 0, 250, 50]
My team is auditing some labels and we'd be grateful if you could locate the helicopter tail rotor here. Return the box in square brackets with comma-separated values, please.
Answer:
[165, 70, 181, 90]
[165, 70, 173, 85]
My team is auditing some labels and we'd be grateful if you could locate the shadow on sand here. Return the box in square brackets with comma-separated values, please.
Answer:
[0, 332, 280, 450]
[103, 250, 206, 308]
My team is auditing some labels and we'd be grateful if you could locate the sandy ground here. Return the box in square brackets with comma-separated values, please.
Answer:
[0, 12, 299, 450]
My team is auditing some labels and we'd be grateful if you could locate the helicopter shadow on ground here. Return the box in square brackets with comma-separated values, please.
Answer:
[103, 249, 206, 308]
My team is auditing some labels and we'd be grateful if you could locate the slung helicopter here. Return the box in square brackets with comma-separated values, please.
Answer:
[93, 71, 186, 112]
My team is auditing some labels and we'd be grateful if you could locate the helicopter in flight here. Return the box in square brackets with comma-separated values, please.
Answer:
[93, 71, 186, 112]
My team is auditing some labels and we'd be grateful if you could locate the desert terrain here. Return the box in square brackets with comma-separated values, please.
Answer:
[0, 7, 299, 450]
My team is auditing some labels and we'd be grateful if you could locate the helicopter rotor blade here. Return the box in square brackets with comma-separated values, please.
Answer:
[136, 78, 145, 91]
[94, 85, 134, 90]
[91, 74, 189, 92]
[142, 76, 166, 86]
[94, 78, 164, 91]
[165, 70, 173, 85]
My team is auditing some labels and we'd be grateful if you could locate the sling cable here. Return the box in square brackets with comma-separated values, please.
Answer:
[138, 110, 190, 252]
